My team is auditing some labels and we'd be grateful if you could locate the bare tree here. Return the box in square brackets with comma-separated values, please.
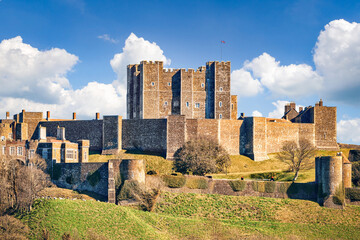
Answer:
[0, 154, 50, 213]
[277, 139, 317, 182]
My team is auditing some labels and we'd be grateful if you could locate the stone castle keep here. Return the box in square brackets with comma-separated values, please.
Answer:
[0, 61, 338, 161]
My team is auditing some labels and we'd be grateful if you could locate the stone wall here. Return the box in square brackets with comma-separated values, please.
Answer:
[52, 162, 109, 197]
[122, 119, 167, 153]
[156, 175, 317, 201]
[102, 116, 122, 154]
[38, 120, 103, 151]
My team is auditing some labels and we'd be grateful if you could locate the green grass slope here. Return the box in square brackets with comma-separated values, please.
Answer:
[19, 192, 360, 240]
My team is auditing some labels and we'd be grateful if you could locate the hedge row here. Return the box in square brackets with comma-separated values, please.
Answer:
[228, 180, 246, 192]
[162, 175, 187, 188]
[345, 188, 360, 201]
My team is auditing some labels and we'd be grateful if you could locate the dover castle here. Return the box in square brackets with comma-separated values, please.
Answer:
[0, 61, 338, 162]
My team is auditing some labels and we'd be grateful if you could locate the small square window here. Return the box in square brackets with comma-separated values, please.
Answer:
[219, 101, 222, 107]
[168, 82, 171, 86]
[195, 103, 200, 108]
[151, 82, 155, 86]
[17, 147, 23, 156]
[201, 83, 204, 88]
[186, 102, 189, 107]
[164, 101, 168, 106]
[219, 87, 223, 92]
[219, 114, 222, 119]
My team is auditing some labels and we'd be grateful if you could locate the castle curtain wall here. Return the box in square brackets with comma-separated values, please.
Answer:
[122, 119, 167, 153]
[38, 120, 103, 151]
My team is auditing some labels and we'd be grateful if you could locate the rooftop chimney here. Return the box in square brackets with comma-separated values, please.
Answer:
[6, 111, 9, 119]
[73, 112, 76, 120]
[299, 107, 303, 112]
[290, 102, 296, 110]
[319, 99, 323, 106]
[22, 109, 25, 114]
[46, 111, 50, 120]
[95, 112, 100, 120]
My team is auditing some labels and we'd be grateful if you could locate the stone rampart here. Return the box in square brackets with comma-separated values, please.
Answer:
[122, 119, 167, 153]
[38, 120, 103, 151]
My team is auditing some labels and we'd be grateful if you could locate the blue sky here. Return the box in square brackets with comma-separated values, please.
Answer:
[0, 0, 360, 144]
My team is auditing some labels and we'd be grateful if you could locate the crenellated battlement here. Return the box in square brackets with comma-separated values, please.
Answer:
[140, 60, 163, 65]
[163, 68, 180, 73]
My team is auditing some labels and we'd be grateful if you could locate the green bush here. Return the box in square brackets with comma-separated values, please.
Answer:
[265, 182, 276, 193]
[162, 175, 186, 188]
[186, 177, 208, 189]
[87, 170, 101, 187]
[228, 180, 246, 192]
[352, 162, 360, 187]
[345, 188, 360, 201]
[250, 172, 280, 180]
[117, 180, 141, 201]
[251, 181, 265, 192]
[278, 182, 291, 193]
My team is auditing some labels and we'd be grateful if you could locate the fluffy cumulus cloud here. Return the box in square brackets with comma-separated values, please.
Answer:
[337, 118, 360, 144]
[0, 36, 78, 103]
[230, 69, 263, 97]
[110, 33, 171, 85]
[233, 19, 360, 106]
[232, 53, 322, 99]
[252, 110, 263, 117]
[314, 19, 360, 103]
[0, 33, 168, 119]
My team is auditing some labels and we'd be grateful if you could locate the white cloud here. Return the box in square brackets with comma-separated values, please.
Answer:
[240, 53, 322, 98]
[231, 69, 263, 97]
[268, 100, 289, 118]
[252, 110, 263, 117]
[314, 19, 360, 103]
[98, 34, 118, 44]
[337, 118, 360, 144]
[110, 33, 171, 85]
[0, 34, 171, 119]
[0, 36, 78, 103]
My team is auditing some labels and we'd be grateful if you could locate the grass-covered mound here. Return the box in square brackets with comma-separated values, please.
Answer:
[18, 192, 360, 239]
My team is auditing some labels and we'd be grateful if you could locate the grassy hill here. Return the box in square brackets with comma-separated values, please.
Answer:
[18, 192, 360, 239]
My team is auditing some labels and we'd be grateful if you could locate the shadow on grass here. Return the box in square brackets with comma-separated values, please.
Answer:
[77, 190, 107, 202]
[124, 149, 166, 158]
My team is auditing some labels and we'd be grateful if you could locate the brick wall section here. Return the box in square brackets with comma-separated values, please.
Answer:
[102, 116, 122, 154]
[219, 120, 243, 155]
[230, 95, 238, 120]
[166, 115, 186, 159]
[0, 120, 15, 141]
[314, 106, 338, 150]
[214, 62, 231, 119]
[122, 119, 167, 153]
[14, 111, 44, 140]
[38, 120, 103, 151]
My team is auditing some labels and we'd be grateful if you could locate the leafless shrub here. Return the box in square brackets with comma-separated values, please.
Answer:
[0, 215, 29, 240]
[276, 139, 316, 182]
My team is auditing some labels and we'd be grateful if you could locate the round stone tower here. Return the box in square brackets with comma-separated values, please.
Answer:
[316, 156, 343, 206]
[120, 159, 145, 184]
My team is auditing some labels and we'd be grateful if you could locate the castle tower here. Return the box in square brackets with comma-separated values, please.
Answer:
[315, 156, 343, 207]
[127, 61, 235, 120]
